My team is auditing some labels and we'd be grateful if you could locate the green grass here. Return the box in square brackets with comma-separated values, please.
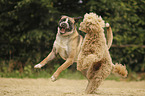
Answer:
[0, 68, 144, 81]
[0, 70, 124, 81]
[59, 70, 85, 80]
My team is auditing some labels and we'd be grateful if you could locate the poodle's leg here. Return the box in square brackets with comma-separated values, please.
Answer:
[85, 61, 112, 94]
[77, 56, 84, 71]
[86, 78, 102, 94]
[85, 61, 102, 94]
[79, 54, 102, 71]
[80, 69, 88, 79]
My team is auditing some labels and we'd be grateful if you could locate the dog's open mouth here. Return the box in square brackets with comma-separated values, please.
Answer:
[60, 27, 66, 34]
[59, 27, 72, 34]
[58, 22, 73, 35]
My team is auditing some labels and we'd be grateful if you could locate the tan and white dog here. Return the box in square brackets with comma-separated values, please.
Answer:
[34, 16, 83, 81]
[34, 16, 113, 82]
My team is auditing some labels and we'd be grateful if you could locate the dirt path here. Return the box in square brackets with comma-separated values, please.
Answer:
[0, 78, 145, 96]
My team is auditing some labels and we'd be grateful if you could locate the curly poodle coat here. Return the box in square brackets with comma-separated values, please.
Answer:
[77, 13, 128, 94]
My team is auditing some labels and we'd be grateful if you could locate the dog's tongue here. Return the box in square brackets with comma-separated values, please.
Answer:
[60, 28, 65, 33]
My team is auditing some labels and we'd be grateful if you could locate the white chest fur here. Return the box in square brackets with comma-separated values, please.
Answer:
[54, 34, 69, 60]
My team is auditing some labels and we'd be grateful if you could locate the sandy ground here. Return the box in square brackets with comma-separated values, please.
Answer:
[0, 78, 145, 96]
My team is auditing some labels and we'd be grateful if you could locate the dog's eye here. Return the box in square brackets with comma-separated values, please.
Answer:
[68, 20, 72, 25]
[59, 26, 63, 29]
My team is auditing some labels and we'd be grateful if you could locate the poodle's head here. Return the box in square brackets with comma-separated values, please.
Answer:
[79, 13, 105, 34]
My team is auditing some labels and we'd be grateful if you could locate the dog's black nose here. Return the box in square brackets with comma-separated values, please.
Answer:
[61, 23, 67, 28]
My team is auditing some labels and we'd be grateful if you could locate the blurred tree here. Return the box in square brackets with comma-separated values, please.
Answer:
[0, 0, 60, 71]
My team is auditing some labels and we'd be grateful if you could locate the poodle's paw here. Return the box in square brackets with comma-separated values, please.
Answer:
[51, 76, 57, 82]
[34, 64, 43, 68]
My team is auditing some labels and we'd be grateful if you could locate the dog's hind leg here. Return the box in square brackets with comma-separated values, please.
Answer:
[85, 61, 112, 94]
[80, 69, 89, 81]
[51, 48, 77, 81]
[34, 49, 56, 68]
[51, 57, 74, 81]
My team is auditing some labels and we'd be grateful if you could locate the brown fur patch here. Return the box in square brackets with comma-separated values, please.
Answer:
[87, 61, 102, 79]
[93, 61, 102, 71]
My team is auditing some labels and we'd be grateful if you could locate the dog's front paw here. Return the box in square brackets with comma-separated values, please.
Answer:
[51, 76, 57, 82]
[34, 64, 43, 68]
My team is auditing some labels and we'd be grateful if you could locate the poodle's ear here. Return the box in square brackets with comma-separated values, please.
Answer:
[74, 16, 83, 23]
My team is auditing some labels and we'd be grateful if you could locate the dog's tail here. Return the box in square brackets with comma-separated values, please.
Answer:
[112, 63, 128, 78]
[105, 23, 113, 49]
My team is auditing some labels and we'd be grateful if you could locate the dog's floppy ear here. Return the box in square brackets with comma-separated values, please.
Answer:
[74, 16, 82, 23]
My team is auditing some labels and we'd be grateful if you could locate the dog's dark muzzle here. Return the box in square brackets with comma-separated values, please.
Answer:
[59, 23, 72, 34]
[60, 23, 67, 28]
